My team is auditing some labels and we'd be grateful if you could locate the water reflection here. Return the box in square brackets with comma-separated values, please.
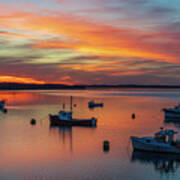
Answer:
[49, 126, 73, 151]
[49, 125, 98, 156]
[131, 150, 180, 174]
[0, 90, 59, 106]
[0, 90, 180, 180]
[0, 108, 7, 114]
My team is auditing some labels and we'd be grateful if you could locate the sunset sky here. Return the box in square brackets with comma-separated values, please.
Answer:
[0, 0, 180, 85]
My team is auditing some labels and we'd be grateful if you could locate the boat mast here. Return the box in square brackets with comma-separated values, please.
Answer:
[70, 96, 73, 113]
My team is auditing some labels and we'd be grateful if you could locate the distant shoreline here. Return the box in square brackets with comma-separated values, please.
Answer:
[0, 83, 180, 90]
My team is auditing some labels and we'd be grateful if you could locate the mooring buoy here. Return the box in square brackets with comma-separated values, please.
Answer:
[103, 140, 110, 152]
[132, 113, 136, 119]
[3, 108, 7, 113]
[30, 118, 36, 125]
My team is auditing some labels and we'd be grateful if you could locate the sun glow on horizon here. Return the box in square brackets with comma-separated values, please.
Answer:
[0, 76, 45, 84]
[0, 75, 77, 85]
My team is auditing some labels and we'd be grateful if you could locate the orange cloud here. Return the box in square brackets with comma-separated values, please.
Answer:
[0, 75, 76, 85]
[1, 9, 179, 63]
[0, 76, 45, 84]
[0, 31, 28, 38]
[34, 41, 73, 49]
[24, 13, 179, 63]
[60, 75, 72, 81]
[109, 70, 156, 76]
[60, 63, 121, 72]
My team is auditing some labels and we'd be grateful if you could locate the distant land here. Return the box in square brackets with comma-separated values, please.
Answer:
[0, 83, 180, 90]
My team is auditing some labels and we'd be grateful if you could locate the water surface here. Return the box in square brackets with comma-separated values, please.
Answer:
[0, 89, 180, 180]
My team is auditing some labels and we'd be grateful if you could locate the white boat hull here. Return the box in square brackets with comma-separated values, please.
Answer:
[131, 136, 180, 154]
[164, 112, 180, 118]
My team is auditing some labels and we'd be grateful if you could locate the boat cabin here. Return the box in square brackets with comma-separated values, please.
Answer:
[58, 111, 72, 120]
[175, 104, 180, 109]
[155, 129, 178, 144]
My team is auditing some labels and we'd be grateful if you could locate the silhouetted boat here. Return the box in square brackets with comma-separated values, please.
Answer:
[163, 104, 180, 120]
[49, 112, 97, 126]
[49, 96, 97, 127]
[131, 128, 180, 154]
[0, 100, 5, 109]
[88, 100, 103, 108]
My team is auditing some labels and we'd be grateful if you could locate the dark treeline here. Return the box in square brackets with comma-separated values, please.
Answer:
[0, 83, 180, 90]
[0, 83, 85, 90]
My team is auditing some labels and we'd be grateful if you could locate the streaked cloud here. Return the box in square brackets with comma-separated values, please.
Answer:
[0, 76, 45, 84]
[0, 0, 179, 85]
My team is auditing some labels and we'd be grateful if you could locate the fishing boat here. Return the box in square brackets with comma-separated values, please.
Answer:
[49, 96, 97, 127]
[163, 104, 180, 120]
[88, 100, 103, 108]
[0, 100, 5, 109]
[131, 128, 180, 154]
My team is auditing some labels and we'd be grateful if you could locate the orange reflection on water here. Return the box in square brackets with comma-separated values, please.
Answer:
[0, 91, 59, 106]
[0, 91, 41, 105]
[0, 90, 178, 179]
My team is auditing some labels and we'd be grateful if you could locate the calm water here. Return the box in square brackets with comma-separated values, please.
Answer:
[0, 89, 180, 180]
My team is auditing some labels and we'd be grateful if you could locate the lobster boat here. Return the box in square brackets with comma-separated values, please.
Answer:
[131, 128, 180, 154]
[49, 111, 97, 126]
[49, 96, 97, 127]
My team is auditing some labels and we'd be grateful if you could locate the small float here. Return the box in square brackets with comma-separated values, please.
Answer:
[131, 128, 180, 154]
[49, 96, 97, 127]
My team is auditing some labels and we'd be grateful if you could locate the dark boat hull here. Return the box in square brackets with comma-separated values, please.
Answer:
[49, 115, 97, 127]
[88, 103, 103, 108]
[131, 136, 180, 154]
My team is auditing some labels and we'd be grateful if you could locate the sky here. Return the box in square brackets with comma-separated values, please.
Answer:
[0, 0, 180, 85]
